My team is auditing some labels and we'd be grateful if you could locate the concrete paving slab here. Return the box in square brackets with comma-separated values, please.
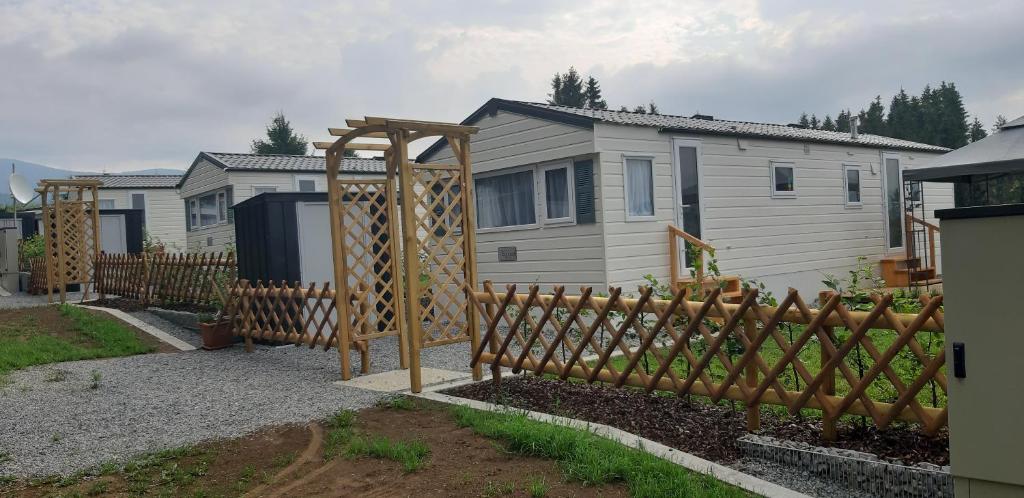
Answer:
[334, 367, 473, 392]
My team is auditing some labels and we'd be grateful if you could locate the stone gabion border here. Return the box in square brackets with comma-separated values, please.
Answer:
[737, 434, 951, 498]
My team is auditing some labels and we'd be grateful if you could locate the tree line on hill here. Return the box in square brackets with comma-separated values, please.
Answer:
[547, 67, 1003, 150]
[796, 82, 1007, 149]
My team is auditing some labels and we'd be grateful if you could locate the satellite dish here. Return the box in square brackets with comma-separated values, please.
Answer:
[8, 173, 36, 204]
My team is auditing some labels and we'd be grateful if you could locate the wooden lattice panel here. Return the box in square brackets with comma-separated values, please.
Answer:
[407, 166, 470, 346]
[471, 284, 948, 437]
[147, 252, 236, 306]
[335, 181, 402, 342]
[226, 280, 372, 372]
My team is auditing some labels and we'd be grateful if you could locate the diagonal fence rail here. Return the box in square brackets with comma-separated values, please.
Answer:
[469, 282, 946, 438]
[224, 279, 379, 373]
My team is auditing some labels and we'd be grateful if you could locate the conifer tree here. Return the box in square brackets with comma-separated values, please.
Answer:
[820, 115, 837, 131]
[992, 115, 1007, 133]
[968, 118, 988, 142]
[584, 76, 607, 109]
[251, 112, 308, 155]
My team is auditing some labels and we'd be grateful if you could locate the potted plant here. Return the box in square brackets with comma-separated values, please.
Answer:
[197, 308, 233, 350]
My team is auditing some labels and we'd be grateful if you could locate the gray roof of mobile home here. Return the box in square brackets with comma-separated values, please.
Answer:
[417, 98, 950, 162]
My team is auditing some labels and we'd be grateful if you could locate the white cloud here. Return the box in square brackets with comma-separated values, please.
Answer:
[0, 0, 1021, 171]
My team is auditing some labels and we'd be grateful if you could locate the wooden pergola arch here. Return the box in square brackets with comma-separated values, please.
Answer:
[37, 179, 103, 303]
[316, 117, 480, 391]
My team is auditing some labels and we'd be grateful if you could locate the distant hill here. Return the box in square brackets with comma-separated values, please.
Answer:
[0, 158, 184, 204]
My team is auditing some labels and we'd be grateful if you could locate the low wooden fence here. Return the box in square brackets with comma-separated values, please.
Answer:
[93, 252, 236, 307]
[27, 256, 47, 294]
[225, 280, 398, 375]
[469, 282, 947, 438]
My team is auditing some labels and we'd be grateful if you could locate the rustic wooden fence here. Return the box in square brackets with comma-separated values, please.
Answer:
[93, 252, 236, 307]
[224, 280, 387, 374]
[27, 256, 48, 294]
[469, 282, 946, 438]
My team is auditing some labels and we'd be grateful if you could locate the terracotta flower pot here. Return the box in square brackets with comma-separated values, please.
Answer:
[199, 320, 233, 350]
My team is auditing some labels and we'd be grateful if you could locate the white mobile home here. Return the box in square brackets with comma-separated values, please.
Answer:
[417, 99, 953, 296]
[73, 174, 187, 251]
[177, 152, 386, 252]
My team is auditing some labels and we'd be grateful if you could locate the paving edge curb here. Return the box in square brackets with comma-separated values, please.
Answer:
[411, 389, 811, 498]
[76, 304, 197, 352]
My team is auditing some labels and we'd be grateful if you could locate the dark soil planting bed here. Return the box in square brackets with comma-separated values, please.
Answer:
[89, 297, 216, 314]
[443, 376, 949, 466]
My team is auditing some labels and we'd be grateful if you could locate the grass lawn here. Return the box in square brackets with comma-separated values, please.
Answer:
[0, 304, 159, 378]
[2, 398, 754, 497]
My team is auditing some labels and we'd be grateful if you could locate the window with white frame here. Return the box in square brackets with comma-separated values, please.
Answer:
[843, 164, 862, 207]
[475, 169, 537, 229]
[188, 189, 228, 229]
[253, 186, 277, 195]
[623, 156, 655, 220]
[97, 199, 116, 209]
[294, 175, 319, 192]
[770, 161, 796, 198]
[540, 161, 574, 224]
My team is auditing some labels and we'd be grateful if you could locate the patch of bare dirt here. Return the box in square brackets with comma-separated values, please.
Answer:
[4, 400, 629, 498]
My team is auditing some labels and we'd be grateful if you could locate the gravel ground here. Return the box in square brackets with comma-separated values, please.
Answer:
[0, 292, 85, 309]
[0, 324, 471, 478]
[730, 458, 875, 498]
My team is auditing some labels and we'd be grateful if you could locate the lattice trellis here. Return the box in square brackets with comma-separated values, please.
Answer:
[335, 181, 403, 343]
[39, 180, 102, 303]
[407, 166, 468, 346]
[471, 283, 948, 438]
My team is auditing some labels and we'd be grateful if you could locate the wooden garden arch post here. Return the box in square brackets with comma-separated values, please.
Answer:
[319, 117, 479, 390]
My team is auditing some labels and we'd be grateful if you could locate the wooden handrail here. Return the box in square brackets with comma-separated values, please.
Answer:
[905, 214, 939, 272]
[667, 225, 714, 286]
[906, 213, 940, 232]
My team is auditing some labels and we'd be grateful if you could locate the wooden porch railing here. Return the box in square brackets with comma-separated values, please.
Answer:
[668, 224, 714, 284]
[905, 213, 939, 275]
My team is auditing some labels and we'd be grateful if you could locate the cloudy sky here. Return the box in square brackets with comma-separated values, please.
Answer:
[2, 0, 1022, 172]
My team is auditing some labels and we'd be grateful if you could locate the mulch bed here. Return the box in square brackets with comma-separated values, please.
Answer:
[443, 376, 949, 466]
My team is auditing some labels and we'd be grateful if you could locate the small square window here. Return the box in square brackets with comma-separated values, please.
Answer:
[771, 162, 796, 198]
[843, 165, 862, 207]
[98, 199, 116, 209]
[298, 179, 317, 192]
[254, 186, 277, 195]
[541, 162, 574, 224]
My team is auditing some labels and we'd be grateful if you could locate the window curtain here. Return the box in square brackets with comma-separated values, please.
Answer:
[626, 158, 654, 216]
[545, 167, 570, 219]
[475, 170, 536, 228]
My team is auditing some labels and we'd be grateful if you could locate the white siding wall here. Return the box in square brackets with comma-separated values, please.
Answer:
[596, 122, 949, 295]
[428, 110, 604, 290]
[180, 159, 384, 252]
[180, 160, 232, 252]
[95, 188, 187, 251]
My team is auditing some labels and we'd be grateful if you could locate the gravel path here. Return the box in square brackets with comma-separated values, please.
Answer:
[0, 292, 85, 309]
[0, 327, 471, 478]
[730, 458, 874, 498]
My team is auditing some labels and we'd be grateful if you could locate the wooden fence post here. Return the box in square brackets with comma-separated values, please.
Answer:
[743, 289, 760, 432]
[241, 279, 254, 353]
[819, 290, 838, 441]
[357, 282, 371, 374]
[483, 280, 501, 386]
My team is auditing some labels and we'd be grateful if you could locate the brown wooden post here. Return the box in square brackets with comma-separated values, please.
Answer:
[325, 147, 355, 380]
[668, 228, 679, 292]
[454, 134, 483, 382]
[743, 289, 760, 431]
[483, 280, 501, 386]
[394, 130, 425, 393]
[819, 290, 838, 441]
[384, 148, 410, 370]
